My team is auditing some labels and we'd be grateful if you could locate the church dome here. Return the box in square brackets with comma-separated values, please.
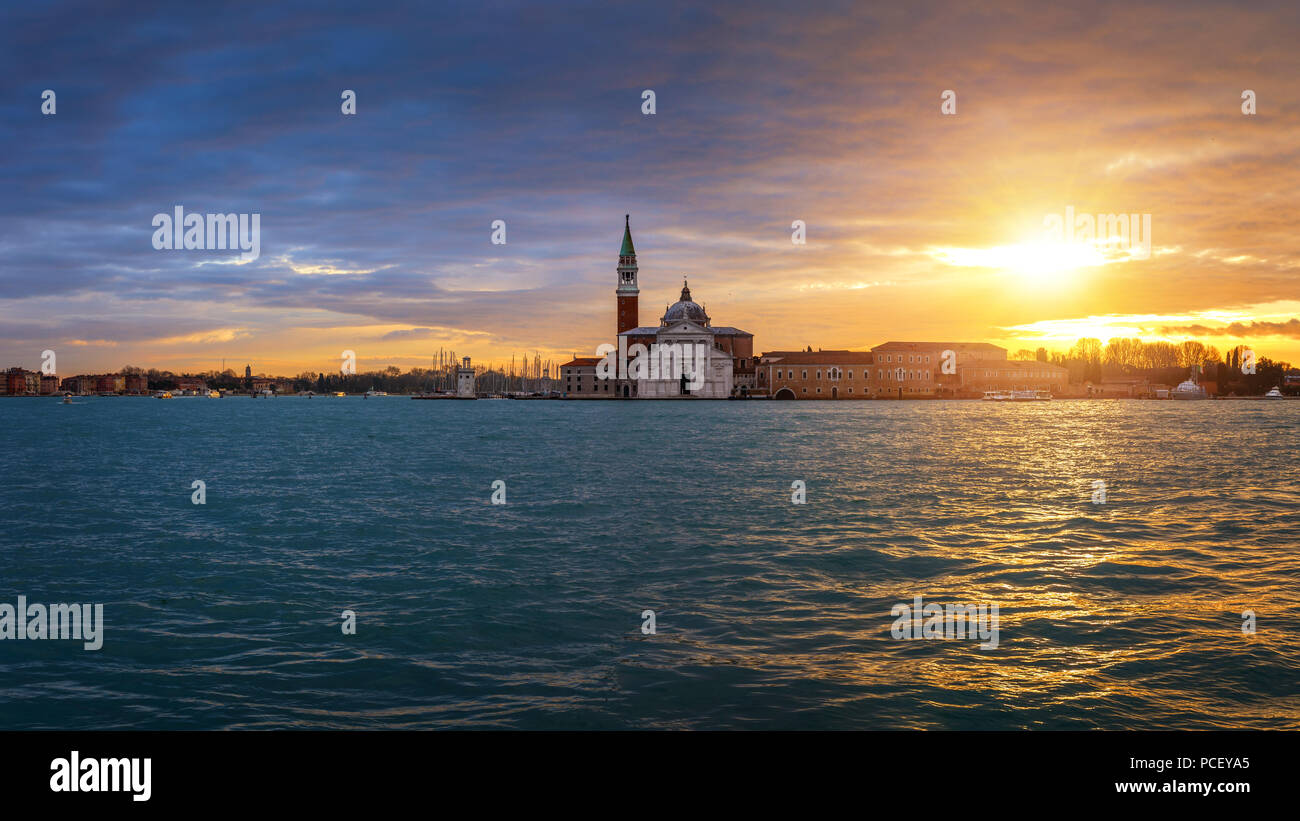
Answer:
[662, 279, 709, 325]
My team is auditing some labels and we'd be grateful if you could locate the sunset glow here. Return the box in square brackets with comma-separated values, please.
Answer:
[3, 2, 1299, 376]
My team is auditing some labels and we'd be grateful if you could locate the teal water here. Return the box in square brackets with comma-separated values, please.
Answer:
[1, 396, 1298, 729]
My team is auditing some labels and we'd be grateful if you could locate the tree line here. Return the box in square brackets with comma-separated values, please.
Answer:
[1009, 338, 1294, 395]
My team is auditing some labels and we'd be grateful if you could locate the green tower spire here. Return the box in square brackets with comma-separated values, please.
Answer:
[620, 214, 635, 256]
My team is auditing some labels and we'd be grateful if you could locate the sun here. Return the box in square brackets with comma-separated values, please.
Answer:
[997, 241, 1106, 277]
[932, 239, 1106, 284]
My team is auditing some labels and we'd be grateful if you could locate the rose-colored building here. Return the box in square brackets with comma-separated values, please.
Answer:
[759, 350, 877, 398]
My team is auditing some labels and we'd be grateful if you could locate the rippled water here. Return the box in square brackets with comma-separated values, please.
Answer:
[1, 396, 1298, 729]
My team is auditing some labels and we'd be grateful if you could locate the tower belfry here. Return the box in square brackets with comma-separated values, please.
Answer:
[616, 214, 639, 335]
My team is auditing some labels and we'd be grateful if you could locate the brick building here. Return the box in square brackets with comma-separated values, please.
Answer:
[560, 357, 607, 397]
[759, 350, 877, 398]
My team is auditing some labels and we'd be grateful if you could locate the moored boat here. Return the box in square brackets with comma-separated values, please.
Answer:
[1171, 378, 1207, 400]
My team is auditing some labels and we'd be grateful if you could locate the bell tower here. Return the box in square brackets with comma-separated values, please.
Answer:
[616, 214, 639, 335]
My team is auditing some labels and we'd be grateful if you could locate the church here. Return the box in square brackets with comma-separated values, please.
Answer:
[603, 216, 755, 398]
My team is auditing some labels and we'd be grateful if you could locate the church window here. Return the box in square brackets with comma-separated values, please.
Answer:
[802, 370, 807, 379]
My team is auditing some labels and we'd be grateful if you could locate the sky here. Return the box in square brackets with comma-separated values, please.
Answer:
[3, 0, 1300, 376]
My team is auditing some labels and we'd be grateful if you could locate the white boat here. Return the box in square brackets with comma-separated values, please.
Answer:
[364, 389, 388, 398]
[1264, 387, 1284, 399]
[1171, 378, 1207, 400]
[1011, 389, 1042, 401]
[982, 390, 1011, 401]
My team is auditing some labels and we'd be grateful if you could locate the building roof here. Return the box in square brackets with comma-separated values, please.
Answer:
[561, 357, 602, 367]
[620, 215, 635, 256]
[761, 350, 875, 365]
[618, 325, 752, 337]
[872, 341, 1006, 352]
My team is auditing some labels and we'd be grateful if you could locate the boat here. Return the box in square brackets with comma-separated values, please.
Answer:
[1035, 389, 1052, 401]
[1264, 387, 1284, 399]
[364, 389, 388, 398]
[1011, 389, 1040, 401]
[208, 390, 221, 398]
[982, 390, 1011, 401]
[62, 393, 72, 404]
[335, 391, 346, 397]
[158, 391, 173, 399]
[1171, 378, 1207, 400]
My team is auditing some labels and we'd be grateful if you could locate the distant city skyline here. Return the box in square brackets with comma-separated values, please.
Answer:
[4, 1, 1300, 374]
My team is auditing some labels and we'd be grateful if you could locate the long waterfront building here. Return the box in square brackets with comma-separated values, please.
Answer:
[559, 217, 1068, 399]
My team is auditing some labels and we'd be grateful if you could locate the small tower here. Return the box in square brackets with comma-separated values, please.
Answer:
[456, 356, 476, 398]
[616, 214, 639, 335]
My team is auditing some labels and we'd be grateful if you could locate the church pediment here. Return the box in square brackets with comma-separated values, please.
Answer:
[660, 320, 708, 335]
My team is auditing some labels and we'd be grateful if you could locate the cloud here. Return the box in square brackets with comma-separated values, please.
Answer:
[1159, 319, 1300, 339]
[5, 1, 1300, 371]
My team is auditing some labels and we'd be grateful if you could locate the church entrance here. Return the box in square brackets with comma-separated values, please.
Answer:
[774, 388, 796, 399]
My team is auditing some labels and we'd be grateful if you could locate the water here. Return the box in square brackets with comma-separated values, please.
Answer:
[1, 396, 1297, 729]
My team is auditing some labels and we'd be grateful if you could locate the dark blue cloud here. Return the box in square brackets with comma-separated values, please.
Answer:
[3, 0, 1300, 369]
